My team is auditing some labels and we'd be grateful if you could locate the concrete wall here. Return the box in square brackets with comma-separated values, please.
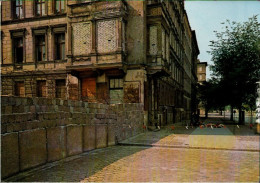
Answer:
[1, 96, 144, 179]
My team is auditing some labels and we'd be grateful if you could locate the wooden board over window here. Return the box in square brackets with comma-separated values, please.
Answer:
[56, 79, 66, 99]
[15, 81, 25, 97]
[97, 83, 108, 103]
[82, 78, 96, 102]
[37, 80, 46, 97]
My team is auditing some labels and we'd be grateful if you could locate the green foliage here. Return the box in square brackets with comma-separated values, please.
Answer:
[208, 15, 260, 110]
[198, 78, 227, 112]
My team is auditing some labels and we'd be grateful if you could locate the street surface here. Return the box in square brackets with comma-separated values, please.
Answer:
[4, 113, 260, 182]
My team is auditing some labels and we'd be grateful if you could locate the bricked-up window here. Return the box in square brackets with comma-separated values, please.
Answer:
[15, 81, 25, 97]
[12, 0, 23, 19]
[97, 20, 117, 53]
[55, 0, 65, 13]
[13, 37, 24, 64]
[56, 79, 66, 99]
[35, 35, 46, 61]
[55, 33, 65, 60]
[36, 0, 46, 16]
[37, 80, 47, 97]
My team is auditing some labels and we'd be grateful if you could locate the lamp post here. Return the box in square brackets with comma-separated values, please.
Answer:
[256, 81, 260, 134]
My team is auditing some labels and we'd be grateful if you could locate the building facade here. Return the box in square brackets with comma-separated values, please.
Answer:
[197, 60, 207, 84]
[197, 60, 207, 116]
[1, 0, 199, 127]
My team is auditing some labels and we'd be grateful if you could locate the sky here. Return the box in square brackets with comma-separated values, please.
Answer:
[185, 1, 260, 79]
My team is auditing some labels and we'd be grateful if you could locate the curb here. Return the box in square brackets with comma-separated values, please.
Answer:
[118, 143, 260, 153]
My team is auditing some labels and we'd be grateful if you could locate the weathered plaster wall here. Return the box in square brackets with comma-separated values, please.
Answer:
[126, 1, 147, 65]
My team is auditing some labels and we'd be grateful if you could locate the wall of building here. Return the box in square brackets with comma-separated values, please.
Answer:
[1, 0, 200, 128]
[1, 96, 144, 179]
[126, 1, 147, 65]
[197, 62, 207, 83]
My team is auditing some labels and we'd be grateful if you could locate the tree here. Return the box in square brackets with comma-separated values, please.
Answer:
[209, 15, 260, 124]
[198, 79, 227, 118]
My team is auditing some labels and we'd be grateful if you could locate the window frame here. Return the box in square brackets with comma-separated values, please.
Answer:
[10, 29, 26, 65]
[35, 0, 47, 17]
[12, 0, 25, 19]
[55, 79, 66, 99]
[36, 80, 47, 97]
[35, 34, 46, 62]
[54, 0, 66, 14]
[109, 78, 123, 90]
[54, 33, 65, 61]
[14, 81, 25, 97]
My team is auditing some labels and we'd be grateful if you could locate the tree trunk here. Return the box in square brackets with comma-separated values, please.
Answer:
[250, 109, 253, 124]
[238, 107, 244, 125]
[205, 108, 208, 119]
[230, 106, 234, 121]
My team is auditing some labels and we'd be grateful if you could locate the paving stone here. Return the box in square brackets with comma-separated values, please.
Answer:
[7, 146, 259, 182]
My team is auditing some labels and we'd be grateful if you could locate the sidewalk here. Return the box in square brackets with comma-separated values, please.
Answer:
[119, 113, 259, 152]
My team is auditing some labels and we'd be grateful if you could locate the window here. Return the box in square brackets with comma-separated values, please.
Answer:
[55, 33, 65, 60]
[109, 78, 123, 104]
[35, 35, 46, 61]
[13, 37, 24, 64]
[199, 75, 203, 80]
[12, 0, 23, 19]
[35, 0, 46, 16]
[55, 0, 65, 14]
[15, 81, 25, 97]
[37, 80, 46, 97]
[56, 79, 66, 99]
[109, 78, 123, 90]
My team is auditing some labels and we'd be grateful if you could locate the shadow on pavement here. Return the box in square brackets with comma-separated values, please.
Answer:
[5, 146, 150, 182]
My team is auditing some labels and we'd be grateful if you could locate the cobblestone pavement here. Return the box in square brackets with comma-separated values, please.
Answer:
[121, 114, 259, 151]
[6, 146, 260, 182]
[5, 113, 260, 182]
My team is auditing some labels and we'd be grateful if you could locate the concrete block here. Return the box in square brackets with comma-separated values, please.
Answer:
[108, 125, 116, 146]
[19, 129, 47, 171]
[83, 125, 95, 151]
[1, 133, 19, 178]
[1, 124, 7, 134]
[96, 125, 107, 149]
[47, 126, 67, 162]
[5, 106, 12, 114]
[66, 125, 83, 156]
[1, 97, 8, 106]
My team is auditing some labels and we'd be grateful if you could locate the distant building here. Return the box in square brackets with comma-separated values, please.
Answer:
[197, 60, 207, 116]
[1, 0, 199, 127]
[197, 61, 207, 84]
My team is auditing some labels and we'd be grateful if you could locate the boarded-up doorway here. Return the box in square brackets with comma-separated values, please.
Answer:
[82, 78, 96, 102]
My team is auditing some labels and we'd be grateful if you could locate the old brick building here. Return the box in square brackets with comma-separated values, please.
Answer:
[197, 60, 207, 84]
[1, 0, 199, 127]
